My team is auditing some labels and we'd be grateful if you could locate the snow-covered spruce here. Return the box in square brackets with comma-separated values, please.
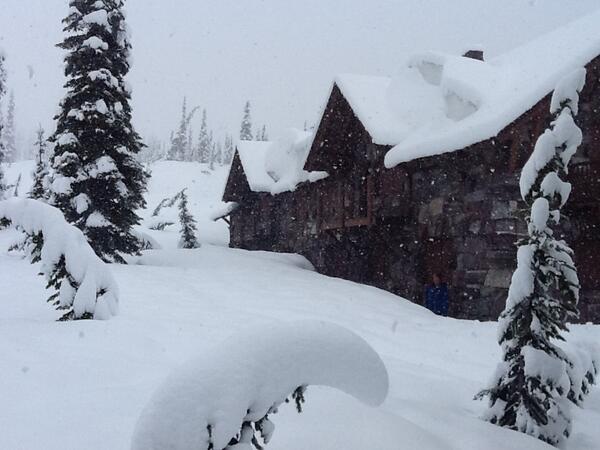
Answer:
[167, 98, 199, 162]
[30, 126, 50, 200]
[147, 190, 185, 230]
[223, 134, 235, 164]
[0, 49, 7, 199]
[3, 91, 17, 163]
[195, 109, 211, 164]
[240, 101, 253, 141]
[177, 189, 200, 249]
[48, 0, 148, 263]
[131, 321, 389, 450]
[0, 198, 119, 320]
[479, 69, 588, 447]
[255, 124, 268, 142]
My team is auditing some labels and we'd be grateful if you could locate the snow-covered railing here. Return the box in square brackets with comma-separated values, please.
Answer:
[0, 198, 119, 320]
[131, 321, 389, 450]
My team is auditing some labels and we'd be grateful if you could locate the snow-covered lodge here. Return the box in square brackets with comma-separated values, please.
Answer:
[223, 13, 600, 322]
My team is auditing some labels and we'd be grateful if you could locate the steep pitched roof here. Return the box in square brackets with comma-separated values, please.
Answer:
[236, 141, 275, 192]
[334, 74, 401, 146]
[385, 9, 600, 167]
[226, 131, 328, 198]
[321, 11, 600, 168]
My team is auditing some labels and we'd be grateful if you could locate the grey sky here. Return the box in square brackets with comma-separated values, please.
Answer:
[1, 0, 598, 152]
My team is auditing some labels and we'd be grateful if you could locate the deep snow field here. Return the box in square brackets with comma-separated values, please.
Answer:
[1, 161, 600, 450]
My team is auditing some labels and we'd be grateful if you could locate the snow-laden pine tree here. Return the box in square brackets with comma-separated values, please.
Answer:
[207, 130, 214, 164]
[240, 101, 253, 141]
[214, 141, 223, 167]
[167, 98, 199, 161]
[208, 142, 216, 170]
[196, 109, 210, 163]
[48, 0, 148, 263]
[223, 134, 234, 164]
[186, 125, 194, 162]
[167, 98, 189, 161]
[0, 50, 7, 198]
[255, 124, 268, 141]
[177, 189, 199, 249]
[479, 69, 587, 447]
[4, 91, 16, 163]
[30, 126, 50, 200]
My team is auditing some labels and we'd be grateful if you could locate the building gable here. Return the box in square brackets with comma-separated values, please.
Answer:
[223, 150, 253, 203]
[304, 84, 376, 175]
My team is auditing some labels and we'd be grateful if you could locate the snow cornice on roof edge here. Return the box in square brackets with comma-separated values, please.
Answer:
[385, 9, 600, 168]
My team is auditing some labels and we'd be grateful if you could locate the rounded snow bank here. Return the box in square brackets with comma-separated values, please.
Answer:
[131, 320, 389, 450]
[0, 198, 119, 320]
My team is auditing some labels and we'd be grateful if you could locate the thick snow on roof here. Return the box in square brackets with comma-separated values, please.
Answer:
[235, 129, 327, 195]
[335, 75, 404, 146]
[235, 141, 274, 192]
[384, 9, 600, 167]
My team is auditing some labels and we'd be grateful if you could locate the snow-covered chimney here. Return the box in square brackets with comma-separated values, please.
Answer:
[462, 49, 484, 61]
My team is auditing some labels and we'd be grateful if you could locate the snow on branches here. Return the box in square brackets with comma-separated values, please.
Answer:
[49, 0, 148, 263]
[131, 321, 389, 450]
[177, 189, 200, 249]
[148, 189, 200, 248]
[0, 198, 119, 320]
[479, 68, 593, 447]
[0, 50, 7, 198]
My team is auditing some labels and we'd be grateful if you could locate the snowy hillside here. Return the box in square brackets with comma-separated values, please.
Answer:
[3, 160, 232, 247]
[140, 161, 231, 247]
[1, 161, 599, 450]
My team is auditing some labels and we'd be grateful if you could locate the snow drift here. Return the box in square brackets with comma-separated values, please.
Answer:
[131, 320, 389, 450]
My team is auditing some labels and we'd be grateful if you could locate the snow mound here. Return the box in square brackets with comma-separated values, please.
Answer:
[131, 320, 389, 450]
[0, 198, 118, 320]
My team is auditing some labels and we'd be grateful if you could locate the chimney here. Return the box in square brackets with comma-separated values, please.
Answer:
[462, 49, 484, 61]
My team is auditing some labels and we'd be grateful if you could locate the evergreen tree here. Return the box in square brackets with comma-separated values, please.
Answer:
[167, 97, 188, 161]
[0, 50, 7, 198]
[255, 124, 268, 141]
[215, 141, 223, 167]
[177, 189, 199, 249]
[209, 142, 216, 170]
[167, 97, 198, 161]
[48, 0, 149, 263]
[223, 134, 234, 164]
[196, 109, 210, 163]
[0, 51, 5, 194]
[30, 126, 50, 200]
[240, 101, 253, 141]
[479, 69, 586, 447]
[186, 125, 194, 162]
[4, 91, 16, 163]
[208, 130, 214, 164]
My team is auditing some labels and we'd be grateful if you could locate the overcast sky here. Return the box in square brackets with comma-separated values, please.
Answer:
[1, 0, 599, 153]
